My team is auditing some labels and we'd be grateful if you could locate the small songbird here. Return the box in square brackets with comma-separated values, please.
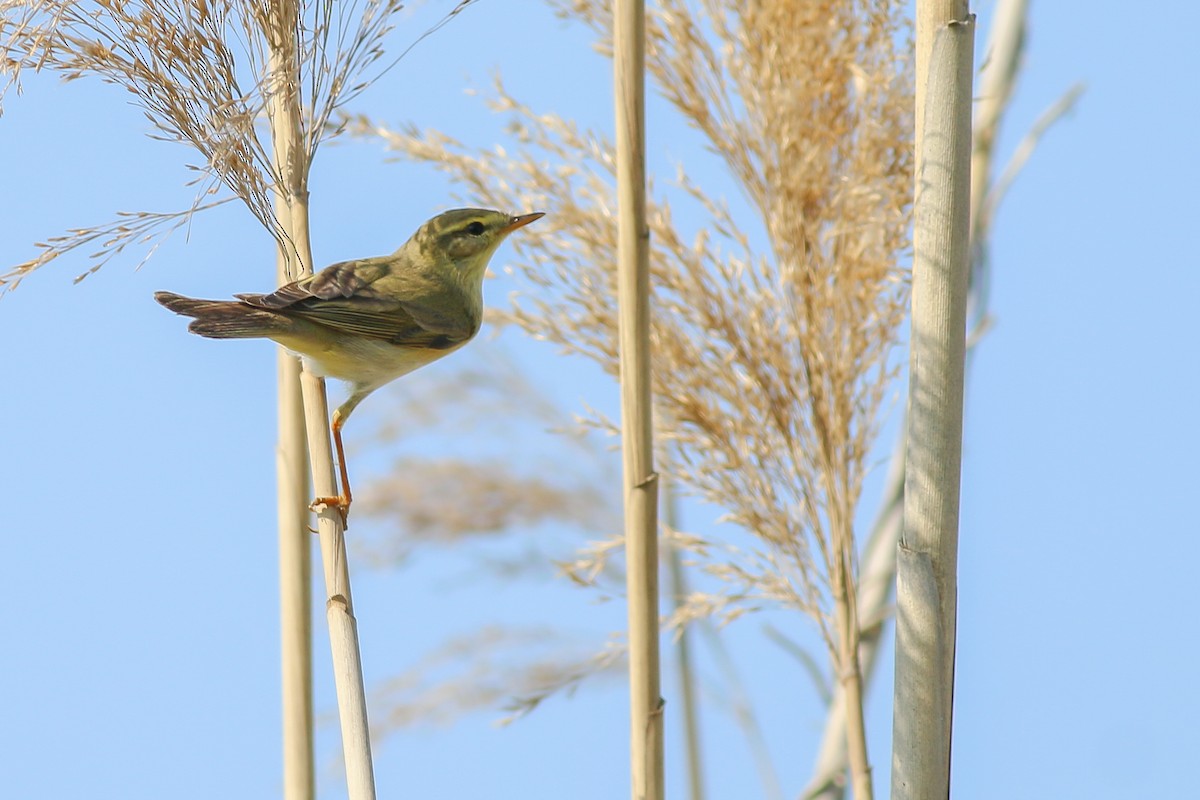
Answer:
[156, 208, 544, 524]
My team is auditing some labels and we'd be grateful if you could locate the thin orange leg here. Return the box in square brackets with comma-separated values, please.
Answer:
[311, 412, 352, 528]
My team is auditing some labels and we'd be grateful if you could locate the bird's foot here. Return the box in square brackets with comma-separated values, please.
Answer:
[310, 494, 351, 529]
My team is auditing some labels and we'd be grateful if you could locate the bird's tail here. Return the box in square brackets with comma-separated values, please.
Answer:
[154, 291, 290, 339]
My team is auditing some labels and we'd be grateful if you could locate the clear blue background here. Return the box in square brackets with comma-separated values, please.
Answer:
[2, 2, 1197, 798]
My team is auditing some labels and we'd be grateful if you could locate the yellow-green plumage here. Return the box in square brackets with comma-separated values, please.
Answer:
[155, 207, 543, 520]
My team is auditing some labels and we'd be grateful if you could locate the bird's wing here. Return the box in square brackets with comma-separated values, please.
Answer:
[237, 257, 476, 348]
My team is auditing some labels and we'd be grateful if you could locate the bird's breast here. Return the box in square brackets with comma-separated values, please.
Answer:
[276, 333, 467, 391]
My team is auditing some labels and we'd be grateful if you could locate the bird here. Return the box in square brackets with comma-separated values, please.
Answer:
[155, 207, 544, 525]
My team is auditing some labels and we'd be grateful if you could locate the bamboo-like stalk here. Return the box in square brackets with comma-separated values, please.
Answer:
[613, 0, 663, 798]
[267, 15, 315, 800]
[277, 347, 314, 800]
[301, 365, 377, 800]
[970, 0, 1026, 254]
[663, 483, 704, 800]
[263, 4, 376, 798]
[830, 505, 873, 800]
[806, 3, 1028, 796]
[891, 4, 974, 799]
[803, 441, 902, 800]
[3, 4, 387, 794]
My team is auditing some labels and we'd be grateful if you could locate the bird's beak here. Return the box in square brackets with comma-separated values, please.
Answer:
[502, 212, 545, 234]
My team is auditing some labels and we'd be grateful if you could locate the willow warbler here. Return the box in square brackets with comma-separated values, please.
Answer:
[156, 208, 543, 523]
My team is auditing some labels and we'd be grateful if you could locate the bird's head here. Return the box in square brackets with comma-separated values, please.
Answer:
[414, 208, 544, 285]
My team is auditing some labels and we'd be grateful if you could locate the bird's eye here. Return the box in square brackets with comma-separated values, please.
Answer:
[466, 221, 486, 236]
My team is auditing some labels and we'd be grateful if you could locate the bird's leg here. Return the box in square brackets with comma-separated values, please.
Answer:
[311, 410, 352, 528]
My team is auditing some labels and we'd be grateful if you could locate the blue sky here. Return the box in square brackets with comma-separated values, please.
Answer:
[2, 2, 1198, 798]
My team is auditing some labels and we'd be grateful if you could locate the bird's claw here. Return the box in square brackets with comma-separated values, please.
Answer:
[310, 495, 351, 529]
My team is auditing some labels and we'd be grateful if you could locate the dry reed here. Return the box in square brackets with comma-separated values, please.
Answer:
[348, 0, 913, 795]
[2, 3, 466, 798]
[0, 0, 413, 291]
[354, 0, 912, 622]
